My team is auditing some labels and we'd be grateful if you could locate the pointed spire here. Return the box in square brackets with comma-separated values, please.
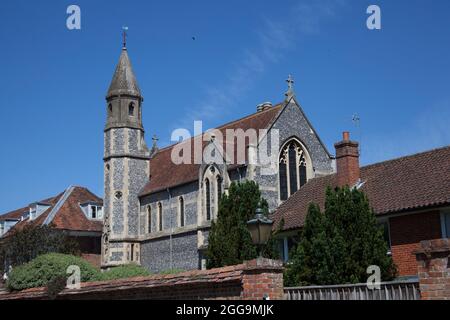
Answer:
[284, 74, 295, 100]
[106, 31, 141, 98]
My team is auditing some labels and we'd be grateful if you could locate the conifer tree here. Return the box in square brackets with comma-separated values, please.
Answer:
[206, 181, 277, 269]
[285, 186, 396, 286]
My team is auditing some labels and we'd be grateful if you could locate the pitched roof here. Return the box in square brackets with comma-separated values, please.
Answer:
[107, 48, 141, 97]
[140, 103, 284, 196]
[0, 195, 61, 222]
[272, 146, 450, 231]
[2, 186, 103, 235]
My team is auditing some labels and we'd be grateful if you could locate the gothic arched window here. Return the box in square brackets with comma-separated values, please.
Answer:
[147, 205, 152, 233]
[157, 202, 163, 231]
[279, 140, 308, 201]
[205, 179, 211, 221]
[179, 197, 185, 227]
[128, 102, 135, 116]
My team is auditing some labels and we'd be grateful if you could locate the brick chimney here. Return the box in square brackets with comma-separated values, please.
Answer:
[334, 131, 360, 187]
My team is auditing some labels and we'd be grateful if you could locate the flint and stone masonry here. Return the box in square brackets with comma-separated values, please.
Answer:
[102, 47, 150, 267]
[102, 46, 334, 272]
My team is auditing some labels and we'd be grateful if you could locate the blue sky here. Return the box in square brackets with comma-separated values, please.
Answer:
[0, 0, 449, 213]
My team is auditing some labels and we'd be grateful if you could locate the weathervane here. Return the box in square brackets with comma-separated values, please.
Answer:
[352, 113, 362, 155]
[122, 26, 128, 48]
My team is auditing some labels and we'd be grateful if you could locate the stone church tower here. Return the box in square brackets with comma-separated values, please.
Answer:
[102, 45, 150, 267]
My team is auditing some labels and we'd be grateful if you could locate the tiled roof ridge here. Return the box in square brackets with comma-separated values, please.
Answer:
[153, 103, 284, 154]
[360, 145, 450, 171]
[42, 186, 76, 225]
[295, 144, 450, 188]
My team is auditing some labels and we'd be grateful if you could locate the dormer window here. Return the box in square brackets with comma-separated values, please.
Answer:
[21, 211, 30, 221]
[128, 102, 135, 116]
[80, 202, 103, 220]
[29, 202, 51, 220]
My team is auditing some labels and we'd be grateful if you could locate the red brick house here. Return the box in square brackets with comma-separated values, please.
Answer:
[272, 132, 450, 277]
[0, 186, 103, 267]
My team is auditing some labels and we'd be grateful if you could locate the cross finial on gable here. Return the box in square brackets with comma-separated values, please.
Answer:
[285, 74, 295, 99]
[152, 134, 159, 146]
[150, 134, 159, 157]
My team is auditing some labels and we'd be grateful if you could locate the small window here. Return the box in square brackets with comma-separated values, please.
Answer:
[217, 176, 223, 203]
[128, 102, 135, 116]
[89, 205, 103, 219]
[147, 206, 152, 233]
[205, 179, 211, 221]
[179, 197, 185, 227]
[379, 220, 392, 254]
[108, 103, 113, 115]
[442, 212, 450, 238]
[158, 202, 163, 231]
[130, 243, 135, 262]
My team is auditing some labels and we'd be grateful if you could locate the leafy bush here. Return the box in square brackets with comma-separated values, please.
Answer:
[0, 224, 79, 275]
[97, 264, 150, 281]
[7, 253, 100, 291]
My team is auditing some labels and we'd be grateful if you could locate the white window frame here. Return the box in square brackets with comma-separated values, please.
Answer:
[440, 209, 450, 238]
[89, 205, 103, 220]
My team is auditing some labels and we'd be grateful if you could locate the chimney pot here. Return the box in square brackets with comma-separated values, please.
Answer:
[334, 132, 360, 187]
[343, 131, 350, 141]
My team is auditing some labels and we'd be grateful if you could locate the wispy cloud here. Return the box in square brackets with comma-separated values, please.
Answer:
[361, 99, 450, 165]
[168, 0, 346, 140]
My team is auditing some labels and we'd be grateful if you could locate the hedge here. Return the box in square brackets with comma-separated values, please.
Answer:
[97, 264, 150, 281]
[7, 253, 99, 291]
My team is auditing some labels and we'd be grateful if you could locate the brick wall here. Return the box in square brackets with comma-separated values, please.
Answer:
[390, 211, 442, 276]
[0, 258, 284, 300]
[415, 238, 450, 300]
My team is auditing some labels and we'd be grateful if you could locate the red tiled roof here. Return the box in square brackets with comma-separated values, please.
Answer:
[2, 187, 103, 235]
[0, 195, 61, 222]
[140, 104, 284, 196]
[51, 187, 103, 232]
[272, 146, 450, 231]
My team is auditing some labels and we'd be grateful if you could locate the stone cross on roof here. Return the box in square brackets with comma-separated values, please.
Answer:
[152, 134, 159, 146]
[150, 134, 159, 156]
[285, 74, 295, 99]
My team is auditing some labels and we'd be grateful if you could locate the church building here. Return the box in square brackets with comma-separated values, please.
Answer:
[101, 45, 335, 272]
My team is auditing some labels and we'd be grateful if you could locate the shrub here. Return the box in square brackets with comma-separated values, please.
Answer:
[0, 224, 79, 274]
[98, 264, 150, 281]
[7, 253, 100, 291]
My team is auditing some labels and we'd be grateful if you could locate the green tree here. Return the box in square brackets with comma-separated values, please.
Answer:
[206, 181, 277, 269]
[285, 186, 396, 286]
[0, 224, 79, 275]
